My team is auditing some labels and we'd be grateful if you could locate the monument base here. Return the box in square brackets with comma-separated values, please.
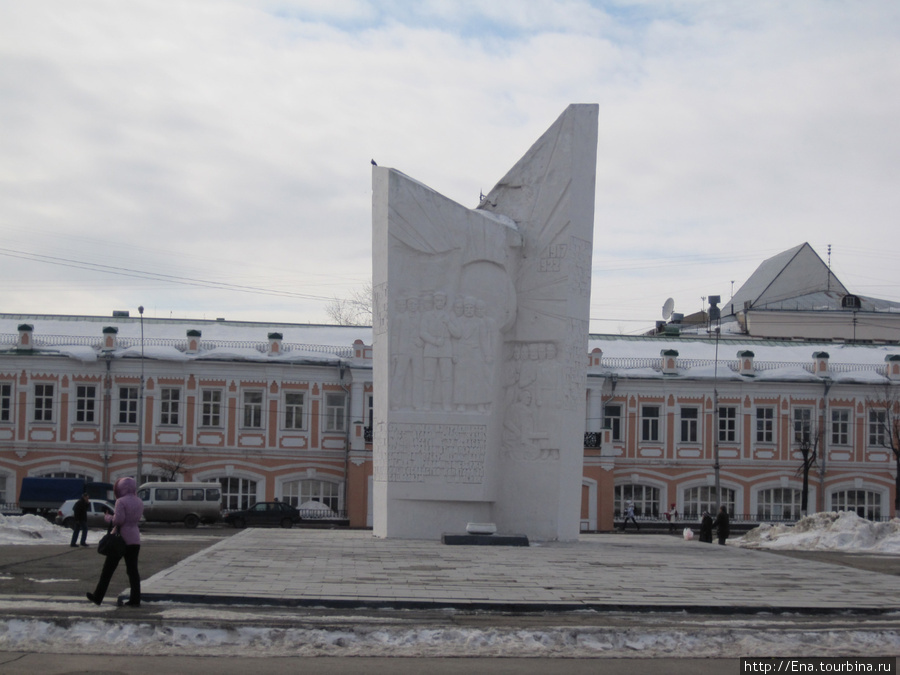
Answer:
[441, 533, 530, 547]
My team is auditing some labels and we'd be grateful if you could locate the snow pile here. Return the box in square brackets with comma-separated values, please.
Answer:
[0, 615, 898, 658]
[0, 514, 87, 545]
[735, 511, 900, 553]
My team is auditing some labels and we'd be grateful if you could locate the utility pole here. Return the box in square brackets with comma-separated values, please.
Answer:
[102, 354, 112, 482]
[709, 295, 722, 512]
[819, 377, 832, 514]
[137, 305, 145, 485]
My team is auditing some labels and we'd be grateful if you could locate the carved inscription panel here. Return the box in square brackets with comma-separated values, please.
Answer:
[377, 423, 487, 484]
[568, 236, 592, 297]
[563, 318, 588, 406]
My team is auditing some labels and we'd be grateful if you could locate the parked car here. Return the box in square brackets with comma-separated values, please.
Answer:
[223, 501, 302, 529]
[21, 477, 114, 518]
[55, 498, 114, 528]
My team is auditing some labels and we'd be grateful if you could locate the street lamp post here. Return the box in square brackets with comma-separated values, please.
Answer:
[709, 295, 722, 512]
[819, 377, 832, 515]
[713, 325, 721, 512]
[137, 305, 145, 484]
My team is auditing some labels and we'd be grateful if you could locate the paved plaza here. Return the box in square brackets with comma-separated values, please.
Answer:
[139, 530, 900, 613]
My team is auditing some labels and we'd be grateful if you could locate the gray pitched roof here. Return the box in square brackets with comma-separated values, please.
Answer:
[727, 243, 847, 315]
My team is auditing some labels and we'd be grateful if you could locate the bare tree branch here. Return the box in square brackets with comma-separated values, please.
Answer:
[154, 450, 191, 482]
[325, 283, 373, 326]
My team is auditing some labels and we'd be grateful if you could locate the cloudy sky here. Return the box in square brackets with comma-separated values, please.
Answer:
[2, 0, 899, 335]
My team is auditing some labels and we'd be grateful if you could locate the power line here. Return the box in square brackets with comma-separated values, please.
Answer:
[0, 247, 336, 303]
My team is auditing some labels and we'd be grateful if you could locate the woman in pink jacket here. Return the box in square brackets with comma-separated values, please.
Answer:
[87, 476, 143, 607]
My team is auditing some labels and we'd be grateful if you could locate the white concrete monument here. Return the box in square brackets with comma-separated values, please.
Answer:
[372, 104, 598, 540]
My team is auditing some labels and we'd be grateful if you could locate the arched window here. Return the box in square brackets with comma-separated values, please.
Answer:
[683, 486, 735, 519]
[757, 488, 801, 520]
[831, 490, 882, 520]
[614, 483, 659, 518]
[216, 477, 257, 511]
[282, 479, 341, 511]
[39, 471, 91, 480]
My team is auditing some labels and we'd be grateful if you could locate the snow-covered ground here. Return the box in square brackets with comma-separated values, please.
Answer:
[0, 512, 899, 658]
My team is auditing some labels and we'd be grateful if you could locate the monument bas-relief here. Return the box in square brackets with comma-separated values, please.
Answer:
[373, 104, 598, 540]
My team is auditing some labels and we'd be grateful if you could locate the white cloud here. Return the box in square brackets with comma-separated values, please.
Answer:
[1, 1, 898, 330]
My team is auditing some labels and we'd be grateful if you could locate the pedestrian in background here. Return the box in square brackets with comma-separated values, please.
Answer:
[620, 500, 640, 532]
[87, 476, 143, 607]
[70, 493, 90, 548]
[665, 503, 678, 534]
[714, 505, 730, 546]
[699, 510, 713, 543]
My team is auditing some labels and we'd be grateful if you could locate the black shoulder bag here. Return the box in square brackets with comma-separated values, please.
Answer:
[97, 525, 127, 557]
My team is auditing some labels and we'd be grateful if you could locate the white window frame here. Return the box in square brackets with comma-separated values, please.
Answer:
[614, 483, 661, 518]
[682, 485, 736, 519]
[679, 406, 698, 443]
[718, 405, 737, 443]
[868, 409, 886, 447]
[604, 403, 622, 441]
[793, 407, 813, 444]
[831, 488, 882, 520]
[284, 391, 305, 430]
[282, 478, 343, 511]
[217, 475, 259, 511]
[325, 393, 347, 432]
[831, 408, 851, 446]
[242, 390, 264, 429]
[160, 387, 181, 426]
[756, 487, 802, 520]
[640, 405, 660, 442]
[1, 383, 13, 423]
[33, 383, 54, 423]
[118, 386, 138, 425]
[365, 392, 374, 429]
[74, 384, 97, 424]
[200, 389, 222, 428]
[755, 406, 775, 444]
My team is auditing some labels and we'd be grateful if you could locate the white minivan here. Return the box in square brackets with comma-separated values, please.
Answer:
[137, 482, 222, 528]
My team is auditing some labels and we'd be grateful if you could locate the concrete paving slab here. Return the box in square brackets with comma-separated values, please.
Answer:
[136, 530, 900, 614]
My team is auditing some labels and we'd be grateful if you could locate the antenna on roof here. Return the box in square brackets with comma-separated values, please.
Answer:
[827, 244, 832, 292]
[662, 298, 674, 321]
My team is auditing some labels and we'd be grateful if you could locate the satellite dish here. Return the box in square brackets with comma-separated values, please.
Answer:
[662, 298, 675, 321]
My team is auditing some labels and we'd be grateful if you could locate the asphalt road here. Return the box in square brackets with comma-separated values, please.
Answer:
[0, 523, 235, 598]
[0, 654, 743, 675]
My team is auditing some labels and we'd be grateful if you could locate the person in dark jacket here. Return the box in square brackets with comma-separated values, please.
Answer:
[70, 493, 90, 547]
[698, 511, 714, 543]
[714, 505, 730, 545]
[87, 476, 143, 607]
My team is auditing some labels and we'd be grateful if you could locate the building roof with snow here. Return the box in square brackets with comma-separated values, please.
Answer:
[0, 313, 373, 365]
[589, 333, 899, 385]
